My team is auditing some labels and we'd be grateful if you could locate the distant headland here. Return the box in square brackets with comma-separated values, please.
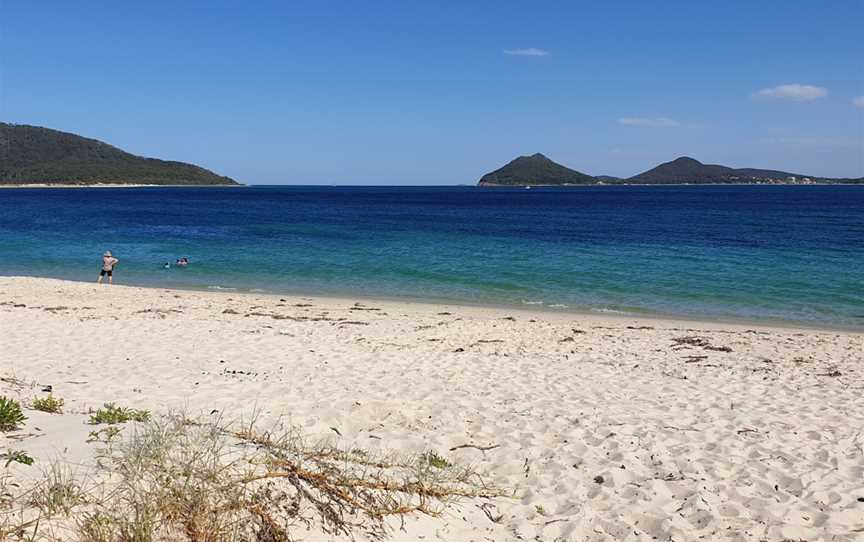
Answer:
[0, 122, 239, 186]
[478, 153, 864, 186]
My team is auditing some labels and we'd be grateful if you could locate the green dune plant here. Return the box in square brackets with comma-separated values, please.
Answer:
[31, 395, 64, 414]
[0, 397, 26, 432]
[419, 450, 451, 469]
[2, 449, 34, 467]
[88, 403, 150, 425]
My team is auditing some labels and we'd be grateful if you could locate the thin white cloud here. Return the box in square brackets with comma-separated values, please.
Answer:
[618, 117, 680, 128]
[854, 96, 864, 108]
[753, 84, 827, 101]
[757, 136, 862, 148]
[503, 48, 549, 57]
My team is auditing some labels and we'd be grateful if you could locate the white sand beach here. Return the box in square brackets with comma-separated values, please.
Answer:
[2, 276, 863, 541]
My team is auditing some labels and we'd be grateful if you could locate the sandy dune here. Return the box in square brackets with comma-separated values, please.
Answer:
[1, 277, 863, 541]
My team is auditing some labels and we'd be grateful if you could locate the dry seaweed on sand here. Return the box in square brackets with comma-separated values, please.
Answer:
[671, 336, 733, 352]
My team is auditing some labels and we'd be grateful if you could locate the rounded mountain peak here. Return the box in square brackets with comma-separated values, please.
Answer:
[515, 153, 551, 162]
[478, 153, 596, 186]
[669, 156, 703, 166]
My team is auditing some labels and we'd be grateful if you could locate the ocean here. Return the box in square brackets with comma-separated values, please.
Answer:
[1, 185, 862, 327]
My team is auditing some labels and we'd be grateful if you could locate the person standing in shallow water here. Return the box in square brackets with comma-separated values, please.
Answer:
[97, 251, 119, 285]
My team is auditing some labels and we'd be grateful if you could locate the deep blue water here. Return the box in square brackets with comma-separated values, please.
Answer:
[1, 185, 862, 327]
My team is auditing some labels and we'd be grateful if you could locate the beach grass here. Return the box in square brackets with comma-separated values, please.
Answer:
[29, 464, 84, 517]
[1, 412, 504, 541]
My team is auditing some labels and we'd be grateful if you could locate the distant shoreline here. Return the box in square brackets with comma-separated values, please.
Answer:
[0, 183, 246, 188]
[477, 182, 864, 187]
[2, 182, 863, 189]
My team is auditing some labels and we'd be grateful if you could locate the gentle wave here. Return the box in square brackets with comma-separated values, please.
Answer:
[591, 307, 629, 315]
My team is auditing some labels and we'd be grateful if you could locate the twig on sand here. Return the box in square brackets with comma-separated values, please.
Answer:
[683, 355, 708, 363]
[468, 339, 505, 348]
[0, 376, 30, 389]
[478, 502, 504, 523]
[449, 443, 501, 453]
[663, 425, 698, 432]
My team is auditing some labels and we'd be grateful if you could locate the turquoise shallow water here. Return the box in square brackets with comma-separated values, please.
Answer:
[0, 185, 862, 327]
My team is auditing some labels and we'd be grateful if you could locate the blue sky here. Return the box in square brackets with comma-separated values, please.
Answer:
[2, 1, 862, 183]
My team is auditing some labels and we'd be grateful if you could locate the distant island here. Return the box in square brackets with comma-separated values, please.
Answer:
[0, 123, 239, 186]
[478, 154, 864, 186]
[626, 156, 859, 185]
[477, 153, 597, 186]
